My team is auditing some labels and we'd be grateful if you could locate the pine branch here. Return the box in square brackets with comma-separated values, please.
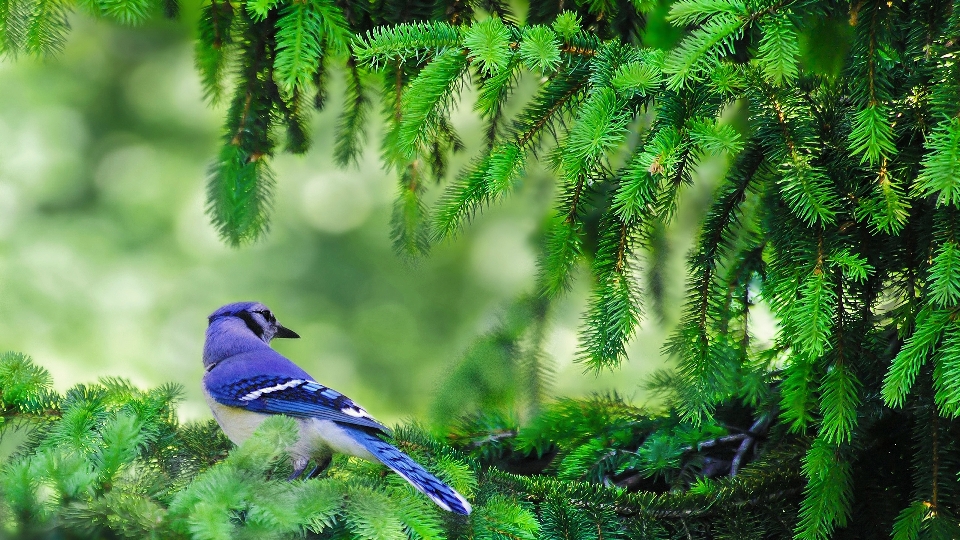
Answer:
[476, 56, 521, 148]
[756, 11, 799, 86]
[882, 306, 949, 408]
[750, 81, 837, 225]
[19, 0, 69, 55]
[913, 116, 960, 207]
[273, 0, 327, 93]
[577, 211, 643, 371]
[855, 159, 910, 234]
[334, 54, 370, 166]
[795, 437, 852, 540]
[434, 62, 589, 244]
[353, 20, 461, 70]
[107, 0, 154, 24]
[662, 1, 747, 90]
[391, 160, 431, 259]
[195, 0, 236, 104]
[846, 0, 897, 165]
[463, 15, 514, 76]
[393, 48, 468, 161]
[669, 143, 763, 423]
[206, 13, 278, 246]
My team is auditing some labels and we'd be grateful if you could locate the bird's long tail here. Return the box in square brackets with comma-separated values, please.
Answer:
[351, 430, 472, 515]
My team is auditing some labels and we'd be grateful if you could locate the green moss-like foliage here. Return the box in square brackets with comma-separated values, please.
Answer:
[0, 352, 815, 539]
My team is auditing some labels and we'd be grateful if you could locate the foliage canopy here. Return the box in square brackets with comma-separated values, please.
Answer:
[3, 0, 960, 538]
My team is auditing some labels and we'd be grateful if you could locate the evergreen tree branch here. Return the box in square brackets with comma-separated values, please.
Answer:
[669, 142, 764, 423]
[206, 12, 278, 246]
[195, 0, 236, 104]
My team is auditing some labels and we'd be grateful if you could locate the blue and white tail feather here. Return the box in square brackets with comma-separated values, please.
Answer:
[352, 429, 472, 515]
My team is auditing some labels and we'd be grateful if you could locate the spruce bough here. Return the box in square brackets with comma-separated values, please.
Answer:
[0, 352, 803, 538]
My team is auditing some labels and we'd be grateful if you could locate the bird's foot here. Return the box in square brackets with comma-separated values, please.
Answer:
[288, 455, 333, 481]
[305, 455, 332, 479]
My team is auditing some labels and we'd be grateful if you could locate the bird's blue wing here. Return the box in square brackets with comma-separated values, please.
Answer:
[207, 374, 390, 434]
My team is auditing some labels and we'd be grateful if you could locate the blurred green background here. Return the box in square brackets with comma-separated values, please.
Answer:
[0, 8, 729, 426]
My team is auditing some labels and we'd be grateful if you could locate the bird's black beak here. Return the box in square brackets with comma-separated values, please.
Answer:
[275, 325, 300, 339]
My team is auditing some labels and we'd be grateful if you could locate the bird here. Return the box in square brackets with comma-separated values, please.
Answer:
[201, 301, 472, 515]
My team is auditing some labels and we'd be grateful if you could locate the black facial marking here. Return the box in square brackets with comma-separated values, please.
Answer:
[235, 310, 265, 338]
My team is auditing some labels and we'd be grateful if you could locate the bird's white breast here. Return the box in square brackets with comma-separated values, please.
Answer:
[205, 392, 272, 445]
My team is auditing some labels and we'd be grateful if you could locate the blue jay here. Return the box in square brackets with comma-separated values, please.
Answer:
[202, 301, 472, 515]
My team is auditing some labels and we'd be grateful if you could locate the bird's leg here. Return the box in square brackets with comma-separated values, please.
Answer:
[301, 463, 320, 479]
[306, 454, 333, 479]
[288, 457, 310, 481]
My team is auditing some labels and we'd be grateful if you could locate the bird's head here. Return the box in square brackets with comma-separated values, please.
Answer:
[207, 301, 300, 344]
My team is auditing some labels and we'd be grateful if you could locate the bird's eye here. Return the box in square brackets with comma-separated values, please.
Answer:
[256, 310, 275, 322]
